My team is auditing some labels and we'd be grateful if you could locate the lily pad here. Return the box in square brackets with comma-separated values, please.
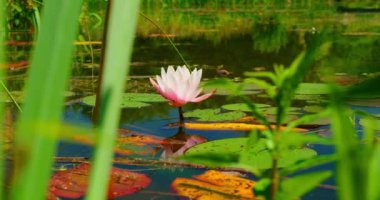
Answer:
[303, 105, 324, 113]
[171, 170, 255, 200]
[221, 103, 271, 112]
[262, 107, 303, 115]
[82, 93, 159, 108]
[294, 94, 322, 101]
[348, 99, 380, 107]
[184, 122, 307, 132]
[119, 101, 151, 108]
[49, 163, 151, 199]
[204, 88, 261, 96]
[298, 118, 331, 128]
[296, 83, 330, 95]
[266, 114, 299, 124]
[185, 138, 316, 169]
[121, 93, 166, 102]
[184, 108, 246, 122]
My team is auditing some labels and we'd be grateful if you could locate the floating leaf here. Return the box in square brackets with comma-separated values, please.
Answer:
[222, 103, 271, 112]
[185, 138, 316, 169]
[114, 138, 158, 155]
[184, 108, 246, 122]
[82, 95, 151, 108]
[234, 115, 298, 124]
[204, 84, 261, 96]
[82, 93, 165, 108]
[296, 83, 330, 95]
[121, 93, 166, 102]
[265, 115, 299, 124]
[115, 130, 189, 155]
[294, 94, 322, 101]
[348, 99, 380, 107]
[298, 118, 331, 128]
[171, 170, 255, 200]
[185, 122, 307, 132]
[261, 107, 302, 115]
[303, 105, 324, 113]
[49, 163, 151, 199]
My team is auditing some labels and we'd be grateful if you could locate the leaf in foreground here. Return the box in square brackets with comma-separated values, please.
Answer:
[276, 171, 332, 200]
[49, 163, 151, 199]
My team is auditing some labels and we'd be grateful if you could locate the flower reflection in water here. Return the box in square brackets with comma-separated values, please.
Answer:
[161, 127, 207, 159]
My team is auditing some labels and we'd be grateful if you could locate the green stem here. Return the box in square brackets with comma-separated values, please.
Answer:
[270, 158, 279, 200]
[178, 106, 184, 125]
[139, 12, 190, 67]
[92, 0, 111, 125]
[0, 81, 22, 112]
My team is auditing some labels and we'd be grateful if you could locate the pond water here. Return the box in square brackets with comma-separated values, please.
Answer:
[4, 1, 380, 199]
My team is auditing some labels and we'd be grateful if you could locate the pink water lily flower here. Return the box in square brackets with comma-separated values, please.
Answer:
[150, 65, 215, 107]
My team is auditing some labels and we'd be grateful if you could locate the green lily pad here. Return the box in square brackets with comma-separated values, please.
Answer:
[121, 93, 166, 102]
[204, 87, 261, 96]
[82, 94, 152, 108]
[266, 114, 299, 124]
[222, 103, 271, 112]
[348, 99, 380, 107]
[184, 108, 246, 122]
[294, 94, 322, 101]
[303, 105, 324, 113]
[262, 107, 303, 115]
[119, 101, 151, 108]
[300, 118, 331, 126]
[296, 83, 330, 95]
[185, 138, 316, 169]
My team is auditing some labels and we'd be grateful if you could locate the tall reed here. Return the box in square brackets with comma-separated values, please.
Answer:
[11, 1, 83, 199]
[85, 1, 141, 199]
[0, 0, 5, 198]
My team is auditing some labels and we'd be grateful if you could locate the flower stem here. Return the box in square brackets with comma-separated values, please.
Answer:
[270, 158, 279, 200]
[178, 106, 184, 125]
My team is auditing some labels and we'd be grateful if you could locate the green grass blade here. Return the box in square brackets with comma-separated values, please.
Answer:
[367, 144, 380, 200]
[329, 88, 364, 200]
[11, 1, 83, 199]
[139, 12, 189, 67]
[85, 1, 140, 199]
[0, 0, 5, 198]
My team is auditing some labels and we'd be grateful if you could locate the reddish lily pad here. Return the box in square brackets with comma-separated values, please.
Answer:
[49, 163, 151, 199]
[114, 130, 185, 155]
[171, 170, 256, 199]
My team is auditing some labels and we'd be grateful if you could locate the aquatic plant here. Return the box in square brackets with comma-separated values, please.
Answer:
[150, 65, 215, 124]
[181, 33, 334, 200]
[328, 77, 380, 200]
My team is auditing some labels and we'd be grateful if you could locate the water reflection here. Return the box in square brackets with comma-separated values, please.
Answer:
[252, 14, 288, 53]
[161, 126, 207, 159]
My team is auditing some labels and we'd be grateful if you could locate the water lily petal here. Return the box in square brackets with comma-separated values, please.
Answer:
[191, 90, 216, 103]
